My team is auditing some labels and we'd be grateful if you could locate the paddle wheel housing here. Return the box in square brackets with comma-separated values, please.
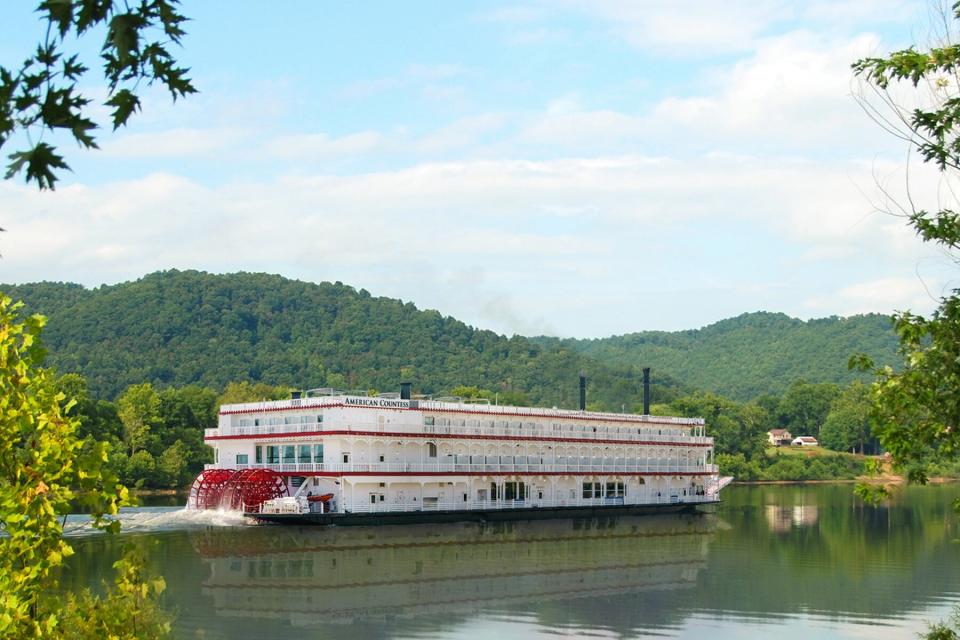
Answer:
[187, 468, 289, 512]
[187, 468, 236, 510]
[221, 468, 289, 512]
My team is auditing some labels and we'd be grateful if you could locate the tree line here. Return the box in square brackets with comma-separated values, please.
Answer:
[60, 371, 917, 490]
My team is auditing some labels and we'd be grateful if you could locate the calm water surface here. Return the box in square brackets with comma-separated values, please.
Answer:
[60, 484, 960, 639]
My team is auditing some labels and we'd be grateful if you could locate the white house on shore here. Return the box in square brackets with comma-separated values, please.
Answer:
[767, 429, 792, 447]
[791, 436, 818, 447]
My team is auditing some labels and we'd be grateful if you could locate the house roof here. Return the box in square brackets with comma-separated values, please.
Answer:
[794, 436, 818, 443]
[768, 429, 791, 436]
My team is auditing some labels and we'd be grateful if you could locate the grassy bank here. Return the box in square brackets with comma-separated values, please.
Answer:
[722, 446, 960, 483]
[720, 446, 868, 482]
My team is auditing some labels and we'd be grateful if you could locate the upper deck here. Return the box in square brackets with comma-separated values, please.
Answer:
[205, 393, 710, 446]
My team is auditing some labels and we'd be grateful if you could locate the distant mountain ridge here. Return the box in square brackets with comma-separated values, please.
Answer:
[533, 311, 900, 400]
[2, 271, 901, 402]
[1, 271, 681, 408]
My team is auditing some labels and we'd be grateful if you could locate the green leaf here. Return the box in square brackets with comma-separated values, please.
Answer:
[38, 0, 74, 38]
[5, 142, 70, 190]
[105, 89, 141, 130]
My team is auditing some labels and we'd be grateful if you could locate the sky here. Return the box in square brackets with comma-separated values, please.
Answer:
[1, 1, 957, 338]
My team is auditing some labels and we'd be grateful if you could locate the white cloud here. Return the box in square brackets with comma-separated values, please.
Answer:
[559, 0, 792, 54]
[100, 127, 247, 158]
[264, 131, 386, 159]
[649, 31, 884, 149]
[0, 151, 946, 336]
[415, 114, 507, 153]
[804, 276, 941, 315]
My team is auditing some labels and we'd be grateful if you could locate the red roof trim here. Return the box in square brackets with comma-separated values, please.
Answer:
[205, 429, 711, 448]
[218, 402, 699, 427]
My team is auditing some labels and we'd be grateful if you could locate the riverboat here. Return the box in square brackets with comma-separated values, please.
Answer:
[189, 375, 731, 523]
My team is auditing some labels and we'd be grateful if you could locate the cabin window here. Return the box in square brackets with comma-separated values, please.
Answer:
[606, 482, 624, 498]
[378, 454, 385, 462]
[467, 419, 477, 427]
[269, 417, 283, 426]
[284, 416, 298, 425]
[582, 482, 602, 499]
[255, 446, 263, 463]
[489, 483, 500, 501]
[266, 446, 280, 464]
[342, 453, 350, 463]
[313, 444, 324, 463]
[423, 416, 435, 426]
[214, 449, 219, 463]
[370, 494, 377, 504]
[504, 481, 525, 501]
[282, 446, 296, 464]
[236, 454, 248, 465]
[477, 489, 488, 501]
[254, 419, 261, 427]
[239, 419, 253, 427]
[427, 443, 437, 458]
[298, 445, 311, 464]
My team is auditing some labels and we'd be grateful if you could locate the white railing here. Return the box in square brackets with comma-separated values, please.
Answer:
[206, 461, 719, 474]
[206, 422, 711, 445]
[341, 492, 717, 515]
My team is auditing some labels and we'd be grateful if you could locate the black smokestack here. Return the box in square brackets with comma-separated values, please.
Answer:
[579, 371, 586, 411]
[642, 367, 651, 415]
[400, 382, 412, 400]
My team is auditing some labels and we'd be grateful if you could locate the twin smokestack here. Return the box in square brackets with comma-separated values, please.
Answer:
[579, 368, 651, 414]
[293, 373, 651, 412]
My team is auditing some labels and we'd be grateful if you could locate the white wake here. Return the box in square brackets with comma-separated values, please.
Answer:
[61, 506, 251, 537]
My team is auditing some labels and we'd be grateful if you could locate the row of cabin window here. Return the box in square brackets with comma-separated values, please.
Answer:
[423, 415, 683, 436]
[583, 481, 626, 498]
[237, 415, 323, 428]
[240, 444, 325, 465]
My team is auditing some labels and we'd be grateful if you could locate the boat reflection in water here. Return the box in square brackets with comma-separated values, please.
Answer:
[191, 513, 717, 628]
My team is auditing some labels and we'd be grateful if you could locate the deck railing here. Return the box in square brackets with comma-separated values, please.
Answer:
[206, 461, 719, 474]
[205, 422, 711, 446]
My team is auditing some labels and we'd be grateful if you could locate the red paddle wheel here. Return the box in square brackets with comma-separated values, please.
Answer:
[187, 468, 235, 510]
[220, 468, 289, 512]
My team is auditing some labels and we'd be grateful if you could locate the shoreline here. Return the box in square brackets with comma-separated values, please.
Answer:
[132, 488, 187, 496]
[735, 476, 958, 486]
[138, 477, 960, 493]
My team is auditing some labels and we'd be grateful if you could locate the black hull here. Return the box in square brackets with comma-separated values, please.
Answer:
[249, 501, 716, 526]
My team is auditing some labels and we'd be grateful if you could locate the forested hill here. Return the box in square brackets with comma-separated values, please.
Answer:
[533, 311, 900, 400]
[3, 272, 900, 404]
[1, 271, 683, 408]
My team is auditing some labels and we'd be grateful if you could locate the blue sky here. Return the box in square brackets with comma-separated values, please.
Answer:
[1, 1, 955, 337]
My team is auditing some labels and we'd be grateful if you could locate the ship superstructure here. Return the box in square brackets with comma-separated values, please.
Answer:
[192, 377, 728, 522]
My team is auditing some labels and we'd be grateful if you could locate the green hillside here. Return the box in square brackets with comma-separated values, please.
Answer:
[534, 311, 901, 400]
[1, 270, 683, 409]
[2, 272, 902, 405]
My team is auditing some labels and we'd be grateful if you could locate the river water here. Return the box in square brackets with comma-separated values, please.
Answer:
[59, 484, 960, 639]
